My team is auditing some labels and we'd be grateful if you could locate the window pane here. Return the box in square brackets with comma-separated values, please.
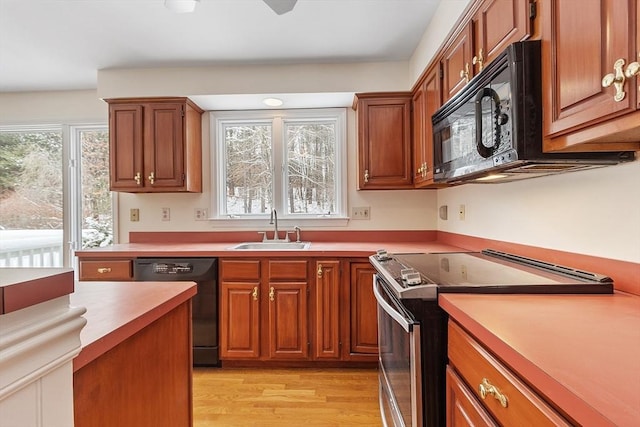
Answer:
[79, 129, 113, 249]
[286, 122, 336, 214]
[224, 124, 273, 215]
[0, 130, 64, 267]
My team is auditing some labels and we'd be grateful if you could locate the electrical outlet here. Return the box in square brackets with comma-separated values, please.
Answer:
[194, 208, 208, 221]
[130, 208, 139, 222]
[459, 204, 466, 221]
[352, 206, 370, 220]
[161, 207, 170, 221]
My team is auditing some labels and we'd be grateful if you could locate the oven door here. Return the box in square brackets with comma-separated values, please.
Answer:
[374, 274, 422, 427]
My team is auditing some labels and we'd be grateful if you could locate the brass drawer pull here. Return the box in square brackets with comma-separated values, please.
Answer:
[364, 169, 369, 183]
[602, 58, 627, 102]
[134, 172, 141, 185]
[269, 286, 275, 301]
[97, 267, 112, 274]
[317, 264, 323, 278]
[252, 286, 258, 301]
[479, 378, 508, 408]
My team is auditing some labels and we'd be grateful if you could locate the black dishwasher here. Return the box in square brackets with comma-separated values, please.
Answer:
[134, 257, 219, 366]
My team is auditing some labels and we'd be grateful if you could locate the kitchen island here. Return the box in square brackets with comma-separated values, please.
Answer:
[71, 280, 197, 427]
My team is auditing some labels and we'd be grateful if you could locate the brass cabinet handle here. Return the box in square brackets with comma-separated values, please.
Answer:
[422, 162, 428, 177]
[602, 58, 628, 102]
[479, 378, 508, 408]
[625, 59, 640, 79]
[472, 48, 484, 72]
[134, 172, 141, 185]
[459, 62, 470, 83]
[252, 286, 258, 301]
[317, 264, 323, 278]
[97, 267, 112, 274]
[148, 171, 155, 184]
[364, 169, 369, 183]
[269, 286, 275, 301]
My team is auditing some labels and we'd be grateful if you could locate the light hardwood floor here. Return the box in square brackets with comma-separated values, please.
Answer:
[193, 367, 383, 427]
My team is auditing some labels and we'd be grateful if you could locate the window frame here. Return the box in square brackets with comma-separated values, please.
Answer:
[209, 108, 348, 228]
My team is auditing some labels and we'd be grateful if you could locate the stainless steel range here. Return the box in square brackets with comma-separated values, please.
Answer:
[370, 249, 613, 427]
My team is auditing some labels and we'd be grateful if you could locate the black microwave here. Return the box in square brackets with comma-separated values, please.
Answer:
[432, 40, 633, 183]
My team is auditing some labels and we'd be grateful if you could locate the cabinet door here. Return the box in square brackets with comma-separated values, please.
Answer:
[220, 282, 261, 359]
[542, 0, 639, 148]
[349, 263, 378, 358]
[446, 366, 498, 427]
[109, 103, 144, 191]
[472, 0, 532, 74]
[413, 64, 442, 189]
[314, 260, 341, 359]
[144, 102, 185, 189]
[356, 93, 413, 189]
[267, 282, 309, 359]
[441, 24, 473, 103]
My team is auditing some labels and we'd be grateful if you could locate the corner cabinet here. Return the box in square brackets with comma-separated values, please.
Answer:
[541, 0, 640, 152]
[354, 92, 413, 190]
[106, 97, 204, 192]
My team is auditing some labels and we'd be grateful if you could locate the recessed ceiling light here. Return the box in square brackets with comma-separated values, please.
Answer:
[263, 98, 284, 107]
[165, 0, 199, 13]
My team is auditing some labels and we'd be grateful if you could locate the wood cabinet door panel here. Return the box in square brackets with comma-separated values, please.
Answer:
[356, 93, 413, 189]
[446, 366, 498, 427]
[109, 104, 143, 190]
[544, 0, 636, 136]
[475, 0, 531, 66]
[442, 25, 473, 103]
[267, 282, 308, 359]
[349, 263, 378, 355]
[145, 103, 185, 188]
[412, 83, 427, 186]
[314, 260, 341, 359]
[220, 282, 260, 358]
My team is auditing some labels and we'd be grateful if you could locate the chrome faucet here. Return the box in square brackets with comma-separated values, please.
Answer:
[269, 209, 280, 241]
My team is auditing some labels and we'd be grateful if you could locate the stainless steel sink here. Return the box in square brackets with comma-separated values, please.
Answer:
[230, 241, 311, 250]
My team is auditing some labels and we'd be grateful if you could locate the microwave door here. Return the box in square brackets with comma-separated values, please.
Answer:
[474, 87, 503, 158]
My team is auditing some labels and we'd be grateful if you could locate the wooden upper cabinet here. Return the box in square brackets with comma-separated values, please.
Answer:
[441, 24, 474, 103]
[472, 0, 533, 74]
[542, 0, 640, 152]
[412, 63, 441, 188]
[354, 92, 413, 190]
[106, 97, 203, 192]
[441, 0, 533, 103]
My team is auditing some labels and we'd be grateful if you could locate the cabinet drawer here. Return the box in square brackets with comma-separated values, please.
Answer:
[448, 321, 571, 427]
[268, 260, 308, 280]
[220, 259, 260, 281]
[79, 259, 133, 281]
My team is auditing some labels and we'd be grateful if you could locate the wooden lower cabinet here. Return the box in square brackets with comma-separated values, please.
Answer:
[346, 262, 379, 361]
[446, 366, 498, 427]
[220, 257, 378, 364]
[447, 321, 571, 426]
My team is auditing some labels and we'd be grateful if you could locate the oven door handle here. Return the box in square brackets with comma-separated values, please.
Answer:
[373, 278, 413, 333]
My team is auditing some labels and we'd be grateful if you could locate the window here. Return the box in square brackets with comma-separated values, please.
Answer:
[0, 125, 112, 268]
[211, 109, 347, 225]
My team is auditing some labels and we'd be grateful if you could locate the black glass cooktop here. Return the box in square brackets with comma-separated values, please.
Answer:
[370, 249, 613, 299]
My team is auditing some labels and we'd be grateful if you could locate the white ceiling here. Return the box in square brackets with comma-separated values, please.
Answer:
[0, 0, 441, 108]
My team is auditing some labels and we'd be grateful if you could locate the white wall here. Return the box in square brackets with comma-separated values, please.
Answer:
[0, 90, 107, 124]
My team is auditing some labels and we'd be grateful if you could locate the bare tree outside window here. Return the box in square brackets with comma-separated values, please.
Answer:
[286, 122, 335, 214]
[213, 109, 346, 220]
